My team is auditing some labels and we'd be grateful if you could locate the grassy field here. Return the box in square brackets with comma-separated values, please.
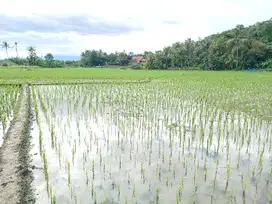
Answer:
[0, 67, 169, 84]
[1, 67, 272, 204]
[1, 67, 272, 85]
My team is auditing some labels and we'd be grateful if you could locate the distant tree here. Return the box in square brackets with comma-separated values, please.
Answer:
[44, 53, 54, 67]
[117, 51, 130, 66]
[169, 42, 185, 67]
[27, 46, 39, 65]
[81, 50, 97, 66]
[152, 51, 165, 69]
[195, 38, 212, 68]
[208, 36, 228, 69]
[80, 50, 107, 67]
[145, 52, 156, 69]
[98, 50, 107, 66]
[14, 42, 19, 57]
[183, 38, 195, 67]
[65, 60, 79, 67]
[52, 60, 65, 68]
[226, 25, 247, 68]
[261, 59, 272, 69]
[2, 41, 10, 59]
[163, 46, 171, 69]
[260, 18, 272, 43]
[107, 53, 118, 65]
[9, 57, 28, 66]
[76, 19, 272, 70]
[243, 36, 266, 68]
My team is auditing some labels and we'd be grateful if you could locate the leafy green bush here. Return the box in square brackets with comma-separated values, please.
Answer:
[130, 62, 142, 70]
[1, 62, 8, 67]
[261, 59, 272, 69]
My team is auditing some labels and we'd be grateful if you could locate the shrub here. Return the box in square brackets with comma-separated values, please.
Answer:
[130, 62, 142, 70]
[261, 59, 272, 69]
[1, 62, 8, 67]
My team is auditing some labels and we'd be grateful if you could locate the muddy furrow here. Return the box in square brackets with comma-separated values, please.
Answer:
[0, 85, 34, 204]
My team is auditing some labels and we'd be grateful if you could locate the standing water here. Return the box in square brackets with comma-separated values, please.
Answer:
[30, 83, 272, 204]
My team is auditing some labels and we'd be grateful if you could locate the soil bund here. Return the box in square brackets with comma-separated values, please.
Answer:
[0, 85, 34, 204]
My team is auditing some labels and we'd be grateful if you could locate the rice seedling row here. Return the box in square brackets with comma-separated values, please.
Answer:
[30, 81, 272, 204]
[0, 85, 21, 147]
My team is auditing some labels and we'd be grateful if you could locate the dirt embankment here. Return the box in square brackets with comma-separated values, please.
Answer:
[0, 86, 34, 204]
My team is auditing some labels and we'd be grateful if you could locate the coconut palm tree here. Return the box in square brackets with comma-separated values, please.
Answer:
[27, 46, 38, 65]
[2, 41, 10, 59]
[14, 42, 19, 57]
[163, 46, 171, 69]
[183, 38, 195, 67]
[226, 25, 247, 69]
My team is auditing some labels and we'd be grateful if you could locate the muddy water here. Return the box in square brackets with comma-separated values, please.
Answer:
[30, 85, 272, 204]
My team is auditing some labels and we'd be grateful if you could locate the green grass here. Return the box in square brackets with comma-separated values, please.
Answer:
[1, 67, 271, 121]
[1, 67, 272, 86]
[0, 67, 169, 84]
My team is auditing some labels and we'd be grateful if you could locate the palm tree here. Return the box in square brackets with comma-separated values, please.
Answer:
[27, 46, 38, 65]
[226, 25, 246, 68]
[170, 42, 185, 67]
[197, 38, 212, 66]
[184, 38, 195, 67]
[27, 46, 36, 53]
[14, 42, 19, 57]
[2, 41, 10, 59]
[242, 35, 266, 68]
[163, 46, 171, 69]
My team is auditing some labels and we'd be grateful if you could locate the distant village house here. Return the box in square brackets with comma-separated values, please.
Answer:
[131, 56, 146, 63]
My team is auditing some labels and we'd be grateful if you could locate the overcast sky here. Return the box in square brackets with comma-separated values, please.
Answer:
[0, 0, 271, 58]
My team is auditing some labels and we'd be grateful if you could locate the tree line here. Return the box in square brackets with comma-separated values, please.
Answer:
[0, 44, 79, 68]
[79, 19, 272, 70]
[1, 18, 272, 70]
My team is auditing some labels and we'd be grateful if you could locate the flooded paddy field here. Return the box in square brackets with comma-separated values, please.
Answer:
[30, 82, 272, 204]
[0, 85, 20, 147]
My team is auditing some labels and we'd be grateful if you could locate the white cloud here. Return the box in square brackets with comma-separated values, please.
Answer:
[0, 0, 271, 59]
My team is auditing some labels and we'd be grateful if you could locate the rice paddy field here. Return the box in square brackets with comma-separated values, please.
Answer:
[0, 68, 272, 204]
[0, 85, 20, 147]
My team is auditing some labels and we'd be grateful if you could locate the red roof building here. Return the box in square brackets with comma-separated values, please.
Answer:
[131, 56, 144, 63]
